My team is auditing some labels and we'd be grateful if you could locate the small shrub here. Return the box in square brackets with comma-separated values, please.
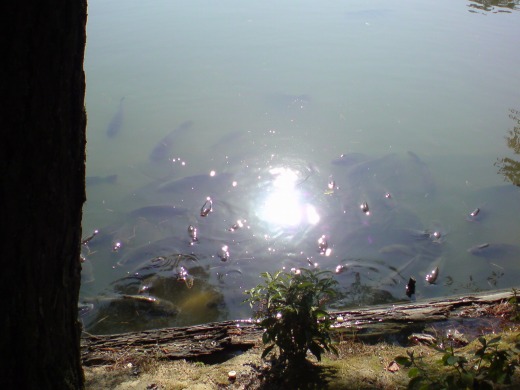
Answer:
[509, 288, 520, 322]
[245, 268, 339, 367]
[395, 335, 520, 389]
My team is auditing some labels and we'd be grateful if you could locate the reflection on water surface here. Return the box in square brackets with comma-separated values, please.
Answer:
[81, 147, 520, 334]
[82, 1, 520, 334]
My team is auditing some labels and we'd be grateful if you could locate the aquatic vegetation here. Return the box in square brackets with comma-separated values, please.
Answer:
[245, 268, 339, 367]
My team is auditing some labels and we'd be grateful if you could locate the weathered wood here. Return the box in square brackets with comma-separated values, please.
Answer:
[81, 320, 261, 366]
[81, 289, 518, 366]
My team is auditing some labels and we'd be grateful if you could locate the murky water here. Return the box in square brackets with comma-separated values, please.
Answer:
[81, 0, 520, 334]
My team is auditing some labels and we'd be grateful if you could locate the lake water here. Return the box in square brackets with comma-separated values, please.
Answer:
[81, 0, 520, 334]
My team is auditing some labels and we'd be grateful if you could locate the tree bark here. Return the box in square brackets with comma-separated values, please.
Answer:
[0, 2, 87, 389]
[81, 289, 518, 366]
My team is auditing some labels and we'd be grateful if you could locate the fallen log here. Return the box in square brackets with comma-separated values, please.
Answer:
[81, 288, 518, 366]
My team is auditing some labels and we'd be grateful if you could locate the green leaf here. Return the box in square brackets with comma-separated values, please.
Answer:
[408, 367, 420, 378]
[298, 281, 314, 289]
[313, 309, 328, 319]
[408, 375, 426, 389]
[446, 355, 457, 366]
[460, 372, 474, 387]
[244, 267, 339, 366]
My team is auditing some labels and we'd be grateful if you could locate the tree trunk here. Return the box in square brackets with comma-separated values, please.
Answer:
[0, 2, 87, 389]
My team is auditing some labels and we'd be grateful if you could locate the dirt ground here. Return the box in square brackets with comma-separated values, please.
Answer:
[84, 327, 520, 390]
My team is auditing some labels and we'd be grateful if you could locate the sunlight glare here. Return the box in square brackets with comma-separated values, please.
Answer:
[257, 166, 320, 228]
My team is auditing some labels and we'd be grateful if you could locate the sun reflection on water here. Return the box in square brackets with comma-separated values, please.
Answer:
[257, 166, 320, 228]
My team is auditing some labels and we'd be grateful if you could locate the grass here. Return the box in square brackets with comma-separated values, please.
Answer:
[83, 295, 520, 389]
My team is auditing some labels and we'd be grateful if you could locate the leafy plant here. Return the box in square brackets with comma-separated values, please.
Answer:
[245, 268, 339, 366]
[509, 288, 520, 322]
[395, 335, 520, 389]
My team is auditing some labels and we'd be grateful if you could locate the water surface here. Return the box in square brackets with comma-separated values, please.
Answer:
[82, 0, 520, 334]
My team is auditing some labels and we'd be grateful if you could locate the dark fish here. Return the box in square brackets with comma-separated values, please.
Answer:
[218, 245, 230, 262]
[467, 243, 520, 259]
[188, 225, 198, 244]
[405, 228, 442, 243]
[149, 121, 194, 163]
[81, 229, 99, 246]
[78, 302, 94, 317]
[318, 235, 331, 256]
[466, 208, 481, 222]
[405, 277, 416, 298]
[128, 205, 188, 219]
[200, 197, 213, 217]
[211, 130, 247, 149]
[470, 208, 480, 217]
[116, 236, 185, 267]
[340, 152, 435, 199]
[86, 174, 118, 186]
[379, 244, 415, 257]
[331, 152, 368, 166]
[157, 172, 234, 194]
[112, 242, 122, 252]
[407, 151, 436, 196]
[228, 219, 245, 232]
[85, 294, 179, 317]
[425, 266, 439, 284]
[327, 176, 337, 193]
[106, 97, 125, 138]
[174, 266, 194, 288]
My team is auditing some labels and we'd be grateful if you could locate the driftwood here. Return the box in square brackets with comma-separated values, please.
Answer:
[81, 289, 518, 366]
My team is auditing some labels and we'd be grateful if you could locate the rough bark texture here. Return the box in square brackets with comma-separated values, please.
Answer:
[81, 289, 518, 366]
[0, 2, 87, 389]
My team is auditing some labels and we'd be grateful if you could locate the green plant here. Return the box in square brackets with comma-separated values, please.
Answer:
[509, 288, 520, 322]
[395, 335, 520, 389]
[245, 268, 339, 366]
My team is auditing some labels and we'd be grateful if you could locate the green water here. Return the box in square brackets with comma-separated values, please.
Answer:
[81, 0, 520, 334]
